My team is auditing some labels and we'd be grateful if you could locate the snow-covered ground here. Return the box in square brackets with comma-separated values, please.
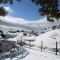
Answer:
[2, 48, 60, 60]
[0, 29, 60, 60]
[22, 49, 60, 60]
[31, 29, 60, 48]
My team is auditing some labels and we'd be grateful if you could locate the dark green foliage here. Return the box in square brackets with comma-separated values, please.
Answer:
[52, 26, 57, 30]
[0, 42, 2, 53]
[0, 0, 20, 16]
[0, 7, 7, 16]
[0, 30, 3, 33]
[0, 0, 20, 4]
[0, 30, 6, 38]
[47, 17, 54, 22]
[23, 33, 27, 36]
[32, 0, 60, 22]
[59, 25, 60, 27]
[1, 33, 6, 38]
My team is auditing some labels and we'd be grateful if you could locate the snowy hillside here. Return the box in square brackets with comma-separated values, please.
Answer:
[22, 29, 60, 60]
[0, 16, 60, 60]
[1, 29, 60, 60]
[32, 29, 60, 48]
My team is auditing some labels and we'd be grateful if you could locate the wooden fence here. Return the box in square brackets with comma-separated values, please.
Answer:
[25, 41, 60, 55]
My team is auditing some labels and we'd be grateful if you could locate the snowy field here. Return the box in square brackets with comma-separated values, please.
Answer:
[1, 48, 60, 60]
[0, 29, 60, 60]
[22, 49, 60, 60]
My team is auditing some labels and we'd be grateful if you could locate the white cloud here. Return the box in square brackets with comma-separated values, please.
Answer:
[0, 15, 60, 28]
[4, 6, 13, 13]
[0, 16, 29, 25]
[0, 16, 49, 24]
[0, 16, 49, 25]
[1, 15, 59, 26]
[27, 16, 49, 24]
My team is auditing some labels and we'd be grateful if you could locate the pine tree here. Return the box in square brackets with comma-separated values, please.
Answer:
[0, 7, 7, 16]
[32, 0, 60, 22]
[0, 0, 20, 16]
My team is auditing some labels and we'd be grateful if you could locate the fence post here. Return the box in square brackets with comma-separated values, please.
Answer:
[29, 41, 31, 49]
[22, 48, 23, 58]
[41, 41, 43, 52]
[21, 38, 23, 58]
[56, 41, 58, 55]
[21, 38, 22, 46]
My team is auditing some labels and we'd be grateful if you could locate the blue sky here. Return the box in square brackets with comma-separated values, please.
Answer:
[0, 0, 44, 21]
[0, 0, 60, 21]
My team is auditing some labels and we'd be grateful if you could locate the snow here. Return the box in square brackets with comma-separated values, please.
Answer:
[0, 47, 29, 60]
[7, 32, 23, 42]
[22, 49, 60, 60]
[1, 48, 60, 60]
[22, 29, 60, 60]
[23, 36, 36, 41]
[31, 29, 60, 48]
[0, 29, 60, 60]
